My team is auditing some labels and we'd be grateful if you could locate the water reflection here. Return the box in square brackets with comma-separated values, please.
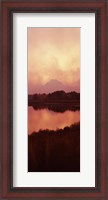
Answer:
[28, 107, 80, 135]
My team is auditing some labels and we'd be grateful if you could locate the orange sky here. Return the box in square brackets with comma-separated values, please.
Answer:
[28, 28, 80, 94]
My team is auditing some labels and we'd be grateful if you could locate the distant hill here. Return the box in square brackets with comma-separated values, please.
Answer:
[28, 79, 80, 94]
[43, 79, 65, 93]
[37, 79, 65, 94]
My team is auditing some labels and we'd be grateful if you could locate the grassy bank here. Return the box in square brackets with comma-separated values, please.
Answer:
[28, 123, 80, 172]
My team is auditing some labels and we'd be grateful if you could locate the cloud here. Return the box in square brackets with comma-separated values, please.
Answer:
[28, 28, 80, 93]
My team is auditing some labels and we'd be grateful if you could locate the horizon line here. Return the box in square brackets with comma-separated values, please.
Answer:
[28, 90, 80, 95]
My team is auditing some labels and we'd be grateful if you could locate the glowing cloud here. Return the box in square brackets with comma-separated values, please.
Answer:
[28, 28, 80, 94]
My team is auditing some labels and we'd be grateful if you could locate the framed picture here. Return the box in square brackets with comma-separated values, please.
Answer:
[1, 0, 108, 199]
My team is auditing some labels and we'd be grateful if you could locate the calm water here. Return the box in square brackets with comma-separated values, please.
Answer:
[28, 107, 80, 135]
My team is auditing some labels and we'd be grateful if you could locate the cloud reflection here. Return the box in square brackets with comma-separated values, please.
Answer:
[28, 107, 80, 134]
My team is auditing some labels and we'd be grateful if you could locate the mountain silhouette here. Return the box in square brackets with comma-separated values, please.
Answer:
[28, 79, 80, 94]
[43, 79, 65, 93]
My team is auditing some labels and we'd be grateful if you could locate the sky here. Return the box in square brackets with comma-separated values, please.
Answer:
[28, 28, 80, 94]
